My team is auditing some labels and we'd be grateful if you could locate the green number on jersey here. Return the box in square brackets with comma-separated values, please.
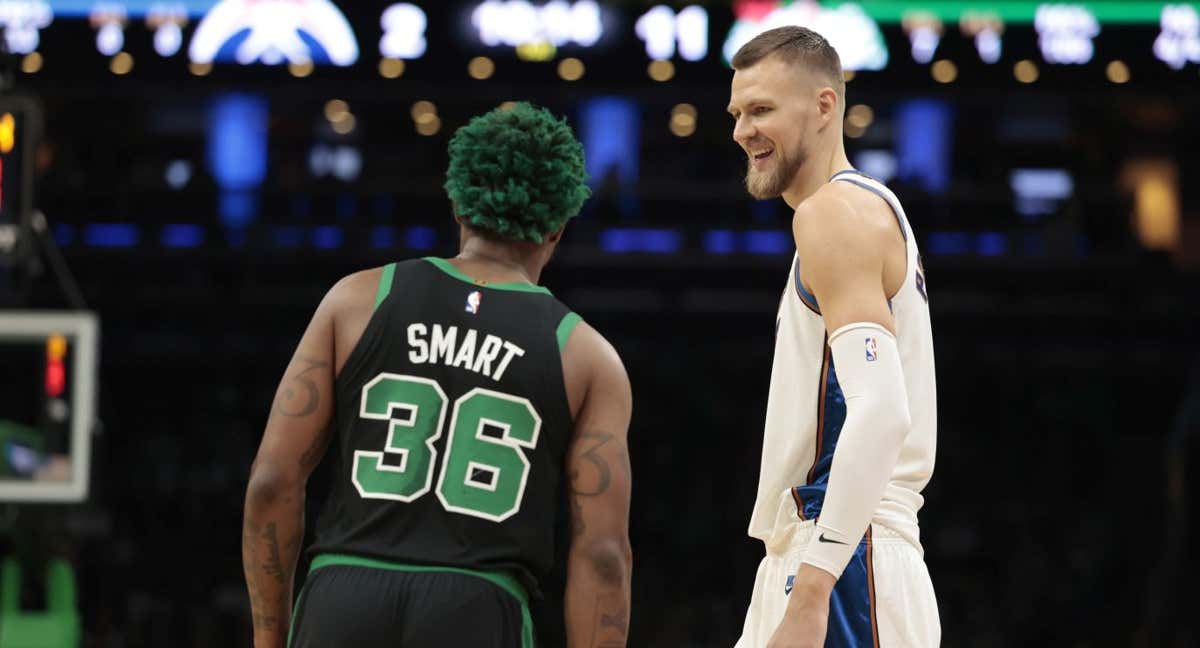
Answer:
[352, 376, 541, 521]
[437, 389, 542, 522]
[352, 374, 448, 501]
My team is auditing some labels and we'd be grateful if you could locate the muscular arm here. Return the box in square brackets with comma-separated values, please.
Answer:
[563, 325, 633, 648]
[243, 295, 337, 648]
[771, 192, 911, 646]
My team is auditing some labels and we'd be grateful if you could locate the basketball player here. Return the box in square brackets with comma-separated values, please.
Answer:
[241, 103, 633, 648]
[726, 27, 940, 647]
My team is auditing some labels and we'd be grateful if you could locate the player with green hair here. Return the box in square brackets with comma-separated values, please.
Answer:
[244, 102, 633, 648]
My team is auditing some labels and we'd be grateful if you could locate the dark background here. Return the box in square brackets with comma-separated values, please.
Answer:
[2, 1, 1200, 646]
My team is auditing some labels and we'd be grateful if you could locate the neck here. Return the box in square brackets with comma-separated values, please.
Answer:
[781, 135, 853, 209]
[456, 236, 543, 285]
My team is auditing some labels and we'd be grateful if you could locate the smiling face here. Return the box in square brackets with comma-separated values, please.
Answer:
[728, 55, 825, 200]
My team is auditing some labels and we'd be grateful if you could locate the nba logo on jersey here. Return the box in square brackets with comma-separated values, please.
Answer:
[465, 291, 482, 314]
[865, 337, 878, 362]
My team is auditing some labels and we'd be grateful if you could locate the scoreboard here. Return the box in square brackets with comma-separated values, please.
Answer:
[0, 1, 1196, 73]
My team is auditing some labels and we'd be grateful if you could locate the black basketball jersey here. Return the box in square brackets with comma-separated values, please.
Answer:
[308, 257, 578, 596]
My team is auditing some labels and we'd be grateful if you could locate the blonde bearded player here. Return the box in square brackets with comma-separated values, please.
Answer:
[726, 27, 940, 648]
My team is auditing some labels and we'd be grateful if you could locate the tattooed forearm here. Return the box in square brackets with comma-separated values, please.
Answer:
[298, 425, 333, 473]
[276, 355, 329, 417]
[591, 597, 629, 647]
[261, 523, 285, 584]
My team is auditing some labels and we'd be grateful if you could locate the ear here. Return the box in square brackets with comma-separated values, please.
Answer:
[816, 85, 839, 127]
[545, 226, 565, 244]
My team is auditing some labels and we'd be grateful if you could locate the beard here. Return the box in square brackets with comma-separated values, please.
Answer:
[744, 146, 805, 200]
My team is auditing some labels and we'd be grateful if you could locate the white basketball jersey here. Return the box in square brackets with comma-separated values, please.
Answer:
[748, 170, 937, 552]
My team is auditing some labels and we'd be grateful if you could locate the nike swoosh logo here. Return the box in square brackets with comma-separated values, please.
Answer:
[818, 533, 848, 545]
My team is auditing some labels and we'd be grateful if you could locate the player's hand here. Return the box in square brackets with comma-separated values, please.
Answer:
[765, 603, 829, 648]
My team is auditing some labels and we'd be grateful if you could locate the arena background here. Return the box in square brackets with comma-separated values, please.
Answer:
[1, 1, 1199, 646]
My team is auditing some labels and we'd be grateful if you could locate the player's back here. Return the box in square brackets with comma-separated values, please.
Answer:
[308, 256, 577, 595]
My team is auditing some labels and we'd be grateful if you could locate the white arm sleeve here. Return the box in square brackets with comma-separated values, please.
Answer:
[800, 322, 911, 580]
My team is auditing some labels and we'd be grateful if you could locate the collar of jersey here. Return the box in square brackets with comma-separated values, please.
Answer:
[423, 257, 552, 295]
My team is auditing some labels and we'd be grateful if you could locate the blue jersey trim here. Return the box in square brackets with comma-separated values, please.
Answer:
[793, 256, 821, 315]
[830, 175, 908, 243]
[793, 341, 847, 521]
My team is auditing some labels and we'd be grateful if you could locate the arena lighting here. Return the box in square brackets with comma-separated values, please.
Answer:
[470, 0, 603, 60]
[288, 59, 313, 77]
[110, 51, 133, 74]
[90, 4, 125, 56]
[1035, 3, 1099, 64]
[1010, 168, 1073, 219]
[853, 150, 897, 183]
[931, 59, 957, 83]
[381, 3, 427, 59]
[1120, 160, 1181, 251]
[164, 160, 192, 189]
[557, 57, 584, 80]
[1154, 4, 1200, 69]
[84, 223, 138, 248]
[147, 4, 187, 57]
[703, 230, 736, 254]
[325, 99, 350, 123]
[1014, 58, 1039, 82]
[846, 104, 873, 130]
[0, 0, 52, 54]
[188, 61, 211, 76]
[406, 225, 436, 250]
[647, 58, 674, 81]
[331, 113, 355, 134]
[961, 12, 1004, 64]
[468, 56, 495, 79]
[312, 225, 343, 250]
[371, 225, 397, 249]
[599, 228, 681, 254]
[902, 11, 942, 64]
[160, 224, 204, 248]
[724, 1, 887, 70]
[379, 57, 405, 78]
[416, 116, 441, 136]
[411, 100, 437, 123]
[20, 52, 42, 73]
[189, 0, 359, 66]
[1106, 59, 1130, 83]
[636, 5, 708, 61]
[669, 103, 696, 137]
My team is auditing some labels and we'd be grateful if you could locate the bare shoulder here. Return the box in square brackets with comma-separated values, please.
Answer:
[322, 266, 387, 314]
[562, 319, 631, 418]
[792, 182, 896, 263]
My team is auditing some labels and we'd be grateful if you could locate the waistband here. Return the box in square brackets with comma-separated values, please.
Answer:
[766, 519, 914, 557]
[292, 553, 534, 648]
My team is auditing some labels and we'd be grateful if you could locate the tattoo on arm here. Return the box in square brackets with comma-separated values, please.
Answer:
[277, 356, 329, 418]
[591, 597, 629, 647]
[569, 433, 610, 537]
[261, 523, 285, 584]
[570, 433, 614, 496]
[298, 424, 333, 473]
[567, 432, 629, 537]
[243, 521, 283, 634]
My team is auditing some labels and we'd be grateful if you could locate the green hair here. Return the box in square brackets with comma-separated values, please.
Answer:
[444, 102, 590, 244]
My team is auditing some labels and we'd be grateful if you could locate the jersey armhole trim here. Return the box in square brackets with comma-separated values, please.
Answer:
[556, 312, 583, 353]
[373, 263, 396, 309]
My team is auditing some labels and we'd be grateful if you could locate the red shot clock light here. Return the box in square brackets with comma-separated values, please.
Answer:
[46, 333, 67, 398]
